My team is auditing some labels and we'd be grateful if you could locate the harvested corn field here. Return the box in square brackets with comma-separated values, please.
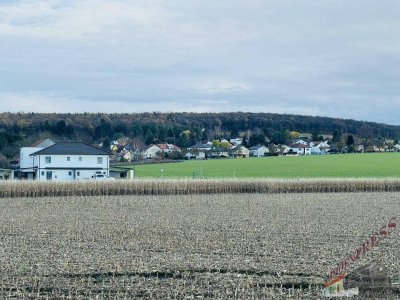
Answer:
[0, 193, 399, 299]
[2, 178, 400, 198]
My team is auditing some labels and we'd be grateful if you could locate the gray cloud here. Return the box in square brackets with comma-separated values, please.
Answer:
[0, 0, 399, 125]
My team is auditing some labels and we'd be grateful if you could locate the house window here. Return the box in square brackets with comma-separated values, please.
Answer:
[79, 157, 82, 161]
[97, 157, 103, 164]
[68, 171, 72, 176]
[67, 157, 70, 161]
[77, 171, 80, 176]
[41, 171, 45, 176]
[45, 156, 51, 164]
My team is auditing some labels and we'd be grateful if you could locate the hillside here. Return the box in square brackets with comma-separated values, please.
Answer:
[0, 112, 399, 165]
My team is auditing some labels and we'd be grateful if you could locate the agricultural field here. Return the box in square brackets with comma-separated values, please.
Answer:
[0, 192, 399, 299]
[128, 152, 400, 179]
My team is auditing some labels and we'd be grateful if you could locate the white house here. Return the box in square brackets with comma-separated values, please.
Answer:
[310, 141, 330, 154]
[157, 143, 181, 153]
[20, 138, 56, 180]
[292, 139, 309, 145]
[209, 147, 230, 158]
[230, 138, 243, 146]
[28, 142, 110, 181]
[249, 145, 269, 157]
[141, 145, 162, 159]
[288, 143, 311, 155]
[186, 143, 212, 160]
[231, 145, 249, 158]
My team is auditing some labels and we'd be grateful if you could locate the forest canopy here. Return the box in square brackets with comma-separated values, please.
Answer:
[0, 112, 399, 161]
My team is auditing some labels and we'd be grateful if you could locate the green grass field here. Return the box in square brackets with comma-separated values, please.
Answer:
[120, 152, 400, 179]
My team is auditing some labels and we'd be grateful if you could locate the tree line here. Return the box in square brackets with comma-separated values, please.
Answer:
[0, 112, 399, 165]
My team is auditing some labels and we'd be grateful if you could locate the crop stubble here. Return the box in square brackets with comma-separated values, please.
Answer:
[0, 193, 399, 299]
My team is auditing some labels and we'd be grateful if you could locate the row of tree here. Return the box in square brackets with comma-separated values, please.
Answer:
[0, 112, 399, 164]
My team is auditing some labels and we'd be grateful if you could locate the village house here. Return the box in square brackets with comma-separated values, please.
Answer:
[230, 145, 249, 158]
[157, 143, 181, 153]
[118, 150, 134, 162]
[19, 138, 56, 180]
[229, 138, 243, 146]
[292, 139, 309, 145]
[310, 141, 330, 154]
[140, 144, 162, 159]
[249, 144, 269, 157]
[356, 144, 365, 153]
[186, 143, 212, 160]
[21, 142, 111, 181]
[287, 143, 311, 155]
[111, 143, 124, 153]
[209, 146, 230, 158]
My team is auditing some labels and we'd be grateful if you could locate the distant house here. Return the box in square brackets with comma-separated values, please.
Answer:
[19, 138, 56, 180]
[118, 150, 134, 162]
[299, 133, 312, 141]
[310, 141, 330, 154]
[249, 144, 269, 157]
[111, 143, 124, 153]
[186, 143, 212, 160]
[230, 138, 243, 146]
[356, 144, 365, 153]
[157, 143, 181, 153]
[24, 142, 111, 181]
[394, 144, 400, 152]
[292, 139, 309, 145]
[288, 143, 311, 155]
[231, 145, 249, 158]
[140, 145, 162, 159]
[31, 138, 56, 148]
[209, 146, 230, 158]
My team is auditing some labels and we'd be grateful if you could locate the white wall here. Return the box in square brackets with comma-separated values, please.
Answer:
[36, 169, 108, 181]
[20, 147, 43, 171]
[35, 154, 108, 169]
[250, 146, 268, 157]
[35, 154, 109, 181]
[144, 146, 161, 158]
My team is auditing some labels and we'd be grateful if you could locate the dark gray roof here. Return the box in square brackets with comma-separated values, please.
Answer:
[31, 142, 110, 156]
[249, 144, 265, 150]
[188, 143, 211, 149]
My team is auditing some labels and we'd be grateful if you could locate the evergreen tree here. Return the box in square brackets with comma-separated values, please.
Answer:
[346, 134, 355, 153]
[102, 137, 110, 151]
[144, 129, 154, 145]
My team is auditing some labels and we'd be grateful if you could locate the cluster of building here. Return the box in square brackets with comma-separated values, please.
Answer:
[108, 138, 332, 161]
[1, 135, 400, 181]
[113, 143, 183, 161]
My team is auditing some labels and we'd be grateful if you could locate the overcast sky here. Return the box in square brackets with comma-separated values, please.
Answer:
[0, 0, 399, 125]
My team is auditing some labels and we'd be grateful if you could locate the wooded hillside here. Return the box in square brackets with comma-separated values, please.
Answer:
[0, 112, 399, 165]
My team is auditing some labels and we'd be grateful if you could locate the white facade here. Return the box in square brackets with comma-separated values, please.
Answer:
[142, 145, 162, 159]
[185, 151, 206, 160]
[231, 145, 249, 158]
[33, 154, 109, 181]
[249, 145, 269, 157]
[20, 147, 44, 172]
[310, 141, 330, 154]
[23, 142, 111, 181]
[230, 138, 243, 146]
[288, 145, 311, 155]
[186, 144, 211, 160]
[158, 144, 181, 153]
